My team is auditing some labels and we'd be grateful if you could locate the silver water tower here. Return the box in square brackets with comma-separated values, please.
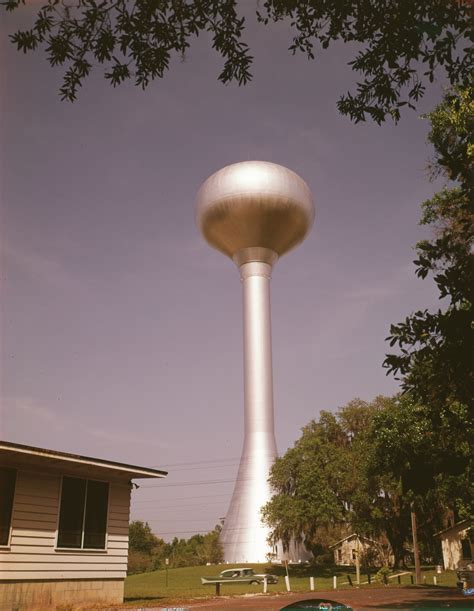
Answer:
[196, 161, 314, 562]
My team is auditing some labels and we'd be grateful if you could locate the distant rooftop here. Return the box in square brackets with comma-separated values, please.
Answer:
[0, 440, 167, 480]
[329, 533, 381, 549]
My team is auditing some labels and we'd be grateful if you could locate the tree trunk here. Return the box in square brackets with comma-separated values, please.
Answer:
[384, 522, 409, 568]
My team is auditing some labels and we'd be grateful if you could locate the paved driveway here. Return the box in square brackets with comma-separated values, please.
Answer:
[178, 586, 473, 610]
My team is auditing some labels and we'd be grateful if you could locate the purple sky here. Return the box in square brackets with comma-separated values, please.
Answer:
[1, 7, 444, 540]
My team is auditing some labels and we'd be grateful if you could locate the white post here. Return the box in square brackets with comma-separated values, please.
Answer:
[333, 576, 337, 589]
[310, 576, 315, 591]
[263, 577, 268, 593]
[433, 576, 437, 586]
[285, 575, 291, 592]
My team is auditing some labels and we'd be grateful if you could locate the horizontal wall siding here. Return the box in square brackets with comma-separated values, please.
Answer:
[7, 545, 127, 556]
[10, 534, 56, 546]
[2, 570, 126, 580]
[2, 562, 128, 571]
[0, 469, 131, 581]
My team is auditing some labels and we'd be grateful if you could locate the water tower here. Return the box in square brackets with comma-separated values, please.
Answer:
[196, 161, 314, 562]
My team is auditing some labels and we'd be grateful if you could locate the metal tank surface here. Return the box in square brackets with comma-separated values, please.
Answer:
[196, 161, 314, 563]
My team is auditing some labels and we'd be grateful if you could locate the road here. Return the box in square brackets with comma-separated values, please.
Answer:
[176, 586, 473, 610]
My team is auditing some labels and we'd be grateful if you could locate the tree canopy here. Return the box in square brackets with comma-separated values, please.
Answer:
[383, 84, 473, 407]
[262, 397, 417, 567]
[262, 395, 460, 567]
[382, 84, 473, 516]
[129, 519, 164, 554]
[127, 520, 223, 574]
[263, 85, 473, 568]
[163, 527, 223, 567]
[3, 0, 473, 122]
[128, 520, 167, 574]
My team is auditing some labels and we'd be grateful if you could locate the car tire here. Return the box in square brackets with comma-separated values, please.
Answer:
[250, 580, 259, 585]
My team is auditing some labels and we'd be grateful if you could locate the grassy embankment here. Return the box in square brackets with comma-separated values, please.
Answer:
[124, 563, 458, 606]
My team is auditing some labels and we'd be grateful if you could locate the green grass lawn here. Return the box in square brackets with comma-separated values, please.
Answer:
[124, 563, 458, 606]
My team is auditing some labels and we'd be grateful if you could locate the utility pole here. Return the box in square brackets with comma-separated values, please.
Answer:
[355, 537, 360, 586]
[411, 502, 422, 584]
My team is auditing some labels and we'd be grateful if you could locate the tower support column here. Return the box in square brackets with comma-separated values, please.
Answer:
[220, 257, 278, 563]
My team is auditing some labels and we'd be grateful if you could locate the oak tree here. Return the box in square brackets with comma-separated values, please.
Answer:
[262, 397, 413, 567]
[383, 84, 473, 518]
[3, 0, 473, 122]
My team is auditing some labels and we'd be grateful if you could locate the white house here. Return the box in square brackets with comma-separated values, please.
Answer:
[329, 533, 388, 567]
[434, 520, 473, 570]
[0, 440, 167, 609]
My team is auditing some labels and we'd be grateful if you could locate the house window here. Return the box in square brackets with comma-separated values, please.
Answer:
[352, 548, 357, 560]
[57, 476, 109, 549]
[0, 468, 16, 546]
[461, 538, 472, 560]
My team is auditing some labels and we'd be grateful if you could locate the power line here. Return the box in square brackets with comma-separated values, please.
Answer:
[141, 472, 272, 489]
[141, 522, 269, 533]
[149, 455, 276, 470]
[149, 456, 241, 469]
[141, 477, 237, 489]
[132, 493, 230, 504]
[132, 499, 228, 510]
[132, 516, 223, 523]
[163, 462, 240, 472]
[148, 526, 267, 539]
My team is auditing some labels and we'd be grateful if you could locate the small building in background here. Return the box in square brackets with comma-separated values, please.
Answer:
[434, 520, 473, 570]
[0, 440, 167, 608]
[329, 533, 388, 567]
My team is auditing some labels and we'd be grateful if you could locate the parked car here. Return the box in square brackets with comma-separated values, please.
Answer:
[201, 567, 278, 585]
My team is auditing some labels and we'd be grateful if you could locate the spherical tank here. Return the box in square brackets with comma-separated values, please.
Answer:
[196, 161, 315, 264]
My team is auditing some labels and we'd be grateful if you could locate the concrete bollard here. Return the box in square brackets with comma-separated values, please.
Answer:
[433, 576, 437, 586]
[333, 576, 337, 590]
[285, 575, 291, 592]
[263, 577, 268, 593]
[310, 577, 315, 591]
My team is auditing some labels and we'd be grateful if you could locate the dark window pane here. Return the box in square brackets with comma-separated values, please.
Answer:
[83, 480, 108, 549]
[461, 538, 471, 559]
[57, 477, 86, 548]
[0, 468, 16, 546]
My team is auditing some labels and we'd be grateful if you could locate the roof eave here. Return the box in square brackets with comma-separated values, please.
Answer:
[0, 441, 167, 479]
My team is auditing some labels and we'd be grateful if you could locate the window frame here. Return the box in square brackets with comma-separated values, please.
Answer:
[55, 474, 110, 553]
[221, 570, 234, 578]
[0, 467, 17, 549]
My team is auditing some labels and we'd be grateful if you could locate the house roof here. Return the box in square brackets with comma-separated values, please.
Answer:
[433, 519, 471, 538]
[0, 440, 168, 480]
[329, 533, 380, 549]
